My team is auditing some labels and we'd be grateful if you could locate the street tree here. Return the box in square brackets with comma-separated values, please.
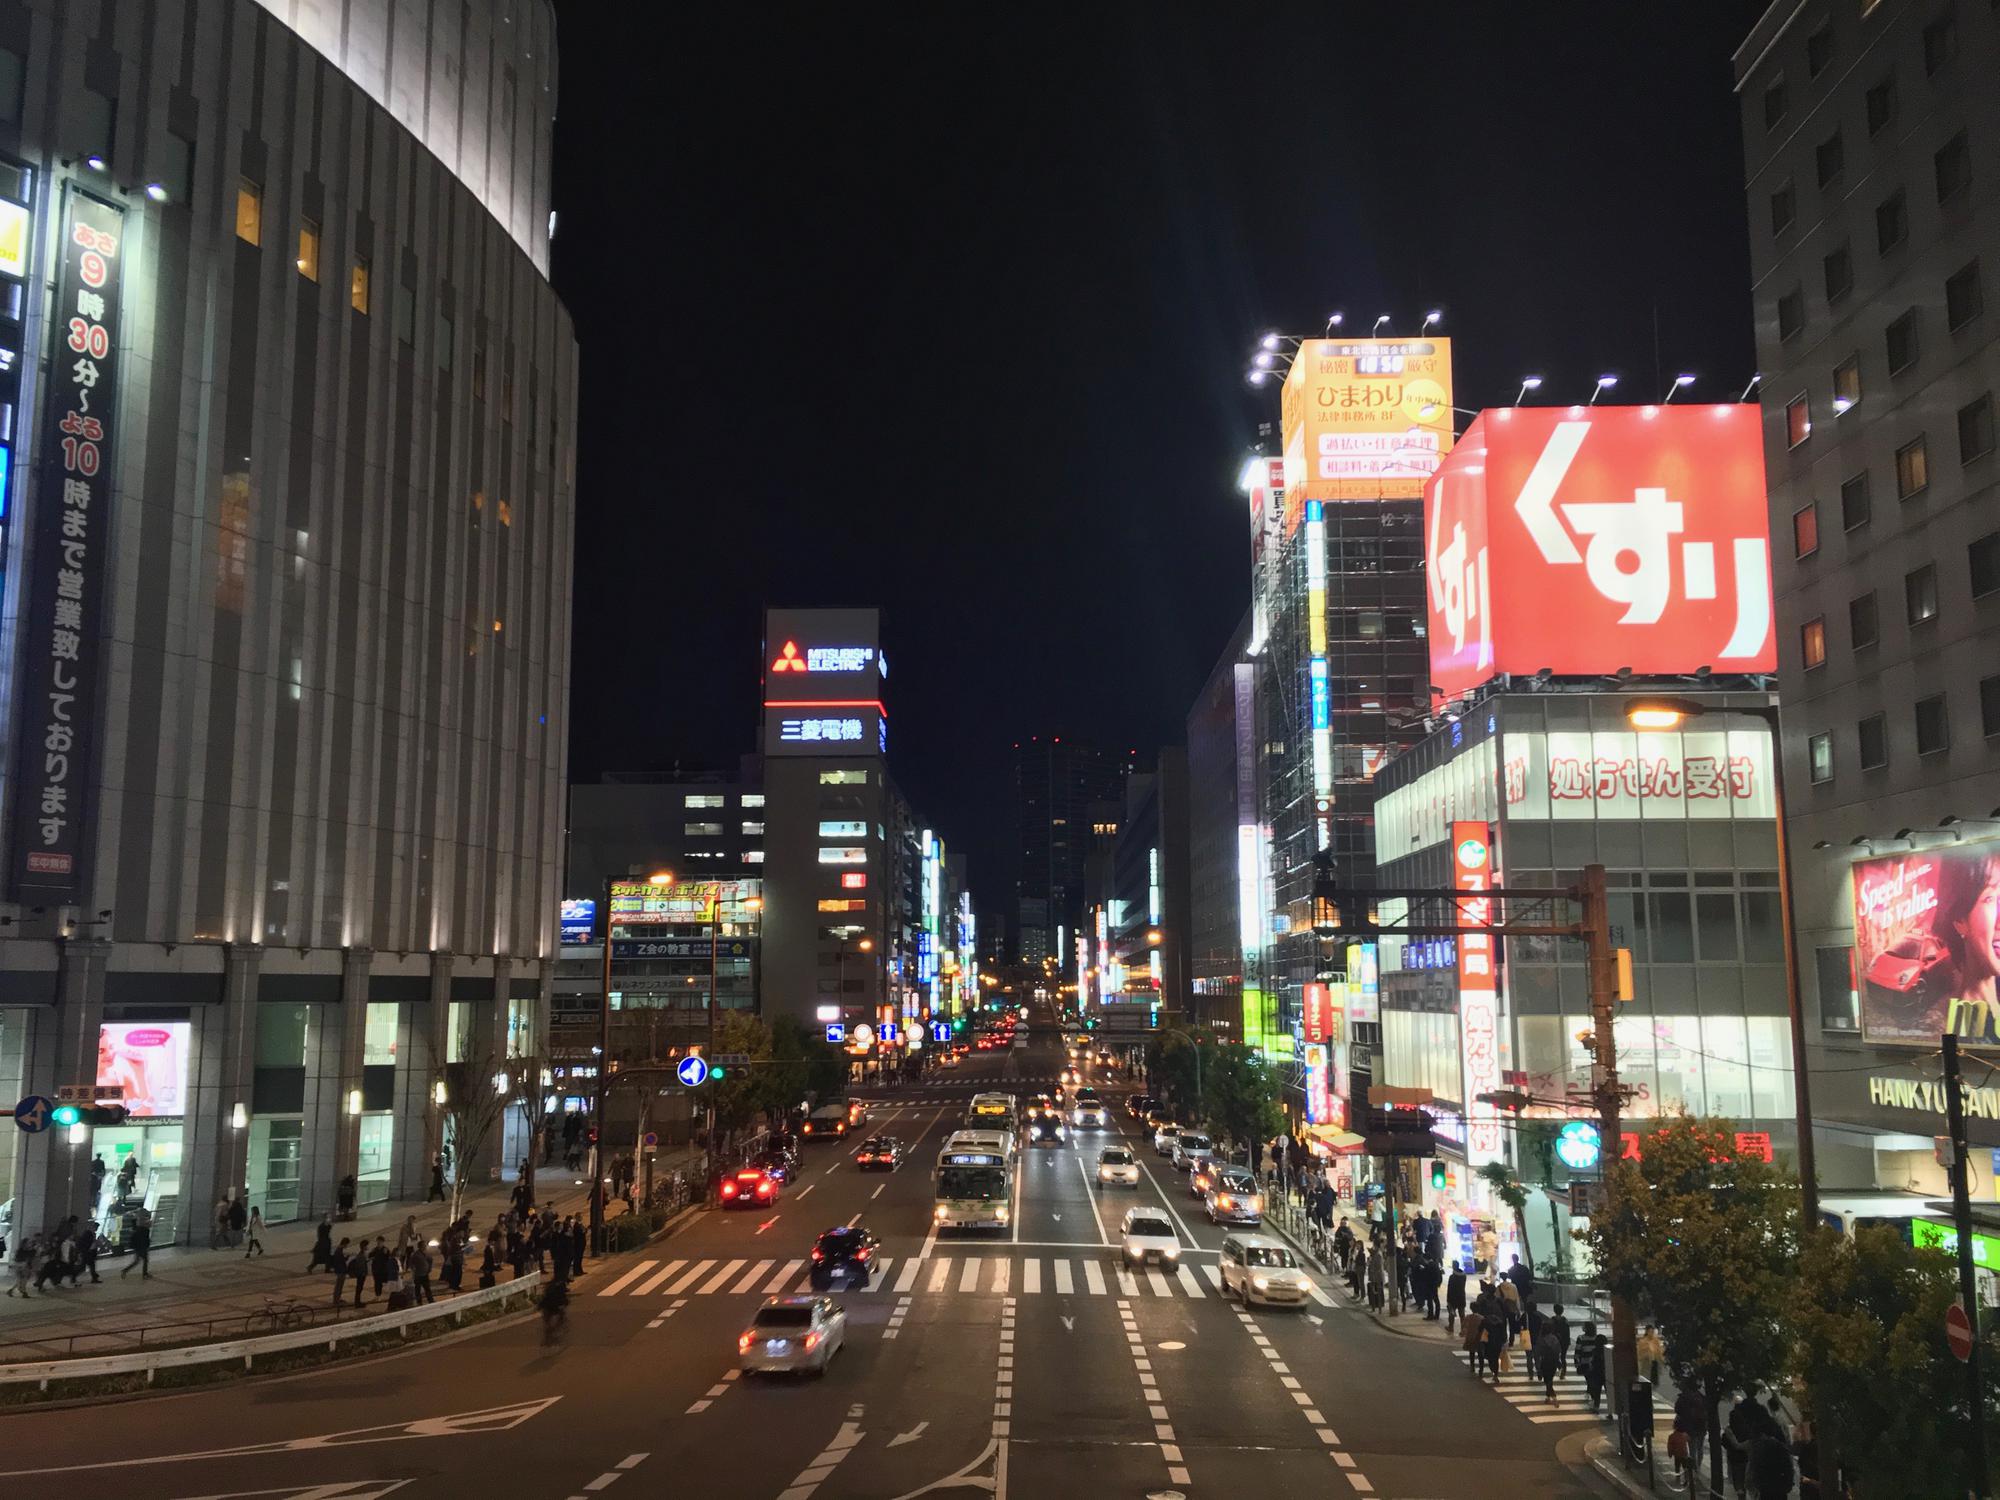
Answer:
[764, 1015, 847, 1122]
[1792, 1224, 1998, 1499]
[701, 1010, 774, 1155]
[501, 1051, 551, 1208]
[1202, 1041, 1284, 1164]
[1581, 1116, 1798, 1494]
[1477, 1159, 1534, 1275]
[1147, 1024, 1204, 1120]
[435, 1049, 516, 1222]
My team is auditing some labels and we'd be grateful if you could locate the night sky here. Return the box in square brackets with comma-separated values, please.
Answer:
[552, 2, 1766, 905]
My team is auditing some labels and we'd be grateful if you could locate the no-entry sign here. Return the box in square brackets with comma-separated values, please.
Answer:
[1947, 1301, 1974, 1362]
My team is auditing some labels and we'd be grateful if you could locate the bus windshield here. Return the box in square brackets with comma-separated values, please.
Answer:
[938, 1165, 1007, 1200]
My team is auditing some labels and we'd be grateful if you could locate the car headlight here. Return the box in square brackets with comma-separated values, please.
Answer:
[1252, 1275, 1271, 1291]
[934, 1204, 948, 1221]
[995, 1205, 1010, 1222]
[1164, 1246, 1180, 1259]
[1249, 1195, 1263, 1212]
[1215, 1195, 1232, 1209]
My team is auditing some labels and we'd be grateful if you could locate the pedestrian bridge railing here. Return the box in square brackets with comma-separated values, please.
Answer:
[0, 1272, 541, 1391]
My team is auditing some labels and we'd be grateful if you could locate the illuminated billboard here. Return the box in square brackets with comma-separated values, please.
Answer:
[763, 607, 886, 758]
[1425, 404, 1775, 701]
[559, 898, 597, 944]
[97, 1022, 190, 1118]
[1453, 822, 1503, 1167]
[1282, 337, 1454, 503]
[1852, 840, 2000, 1046]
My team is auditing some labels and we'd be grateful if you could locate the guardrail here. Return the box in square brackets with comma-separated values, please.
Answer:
[0, 1272, 541, 1391]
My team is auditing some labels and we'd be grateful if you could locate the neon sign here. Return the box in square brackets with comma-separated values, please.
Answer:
[770, 640, 875, 674]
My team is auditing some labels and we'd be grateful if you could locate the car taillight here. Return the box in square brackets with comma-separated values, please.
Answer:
[811, 1247, 824, 1261]
[856, 1247, 872, 1260]
[757, 1181, 773, 1196]
[722, 1182, 737, 1197]
[739, 1332, 755, 1353]
[802, 1330, 822, 1351]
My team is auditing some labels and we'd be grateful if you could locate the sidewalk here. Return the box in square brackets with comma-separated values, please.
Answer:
[0, 1150, 697, 1360]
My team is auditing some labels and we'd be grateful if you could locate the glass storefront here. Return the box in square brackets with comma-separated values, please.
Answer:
[245, 1117, 303, 1224]
[90, 1122, 184, 1243]
[356, 1112, 394, 1205]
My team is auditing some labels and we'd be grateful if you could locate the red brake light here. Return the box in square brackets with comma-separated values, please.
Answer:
[811, 1248, 824, 1262]
[856, 1247, 872, 1260]
[739, 1331, 755, 1353]
[757, 1181, 773, 1196]
[802, 1330, 822, 1351]
[722, 1183, 737, 1197]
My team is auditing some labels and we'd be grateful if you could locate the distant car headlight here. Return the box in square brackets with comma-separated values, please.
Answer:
[934, 1204, 948, 1221]
[995, 1205, 1011, 1223]
[1249, 1195, 1263, 1212]
[1164, 1246, 1180, 1260]
[1252, 1275, 1271, 1292]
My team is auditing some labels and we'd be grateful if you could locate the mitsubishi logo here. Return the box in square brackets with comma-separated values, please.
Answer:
[771, 640, 806, 672]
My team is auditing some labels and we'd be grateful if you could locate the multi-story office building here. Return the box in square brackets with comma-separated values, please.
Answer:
[1738, 0, 2000, 1197]
[1008, 735, 1125, 965]
[1185, 616, 1251, 1032]
[0, 1, 576, 1241]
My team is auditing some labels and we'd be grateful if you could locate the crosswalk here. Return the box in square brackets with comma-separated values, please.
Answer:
[1489, 1367, 1611, 1425]
[595, 1252, 1338, 1305]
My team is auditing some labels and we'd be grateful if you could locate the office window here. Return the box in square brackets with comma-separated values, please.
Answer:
[1947, 260, 1984, 330]
[1808, 732, 1833, 784]
[1865, 76, 1896, 136]
[1802, 616, 1827, 668]
[818, 770, 868, 785]
[350, 254, 370, 314]
[1763, 76, 1788, 129]
[1793, 502, 1819, 557]
[1959, 394, 1995, 462]
[1823, 243, 1853, 304]
[1896, 436, 1929, 496]
[1906, 562, 1939, 625]
[1876, 190, 1908, 254]
[1816, 947, 1859, 1031]
[235, 178, 262, 245]
[1807, 23, 1834, 75]
[1816, 132, 1844, 187]
[1849, 590, 1879, 648]
[1832, 355, 1861, 412]
[1840, 471, 1871, 530]
[394, 276, 415, 345]
[1974, 531, 2000, 597]
[1886, 309, 1918, 373]
[684, 793, 725, 808]
[1777, 288, 1805, 341]
[740, 793, 766, 808]
[296, 217, 320, 281]
[1935, 131, 1972, 203]
[1858, 712, 1889, 769]
[740, 821, 765, 836]
[1916, 694, 1950, 756]
[683, 822, 723, 837]
[1984, 675, 2000, 738]
[1770, 180, 1796, 236]
[1923, 9, 1957, 73]
[1787, 394, 1812, 446]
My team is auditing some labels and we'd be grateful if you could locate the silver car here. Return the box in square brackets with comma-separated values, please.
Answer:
[1205, 1167, 1265, 1225]
[1170, 1133, 1214, 1171]
[1152, 1123, 1183, 1157]
[1096, 1146, 1140, 1188]
[1121, 1208, 1181, 1268]
[1218, 1233, 1314, 1308]
[738, 1295, 846, 1376]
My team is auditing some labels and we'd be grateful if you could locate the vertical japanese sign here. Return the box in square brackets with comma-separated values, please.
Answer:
[11, 190, 121, 901]
[1453, 821, 1503, 1166]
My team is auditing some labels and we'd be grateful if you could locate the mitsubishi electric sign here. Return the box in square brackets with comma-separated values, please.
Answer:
[762, 607, 886, 758]
[1425, 404, 1775, 701]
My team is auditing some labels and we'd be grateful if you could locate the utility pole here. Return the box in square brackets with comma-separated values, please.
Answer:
[1580, 865, 1640, 1459]
[1942, 1034, 1991, 1500]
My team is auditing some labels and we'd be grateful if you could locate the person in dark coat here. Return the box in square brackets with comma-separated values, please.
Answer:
[1534, 1319, 1565, 1401]
[330, 1238, 354, 1305]
[1445, 1262, 1468, 1332]
[569, 1214, 586, 1278]
[428, 1153, 448, 1203]
[120, 1208, 152, 1279]
[1574, 1322, 1609, 1413]
[1480, 1300, 1510, 1382]
[308, 1215, 335, 1272]
[1750, 1423, 1795, 1500]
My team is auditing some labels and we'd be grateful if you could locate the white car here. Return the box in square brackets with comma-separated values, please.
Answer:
[1218, 1234, 1313, 1308]
[738, 1295, 846, 1375]
[1096, 1147, 1140, 1188]
[1152, 1123, 1183, 1157]
[1121, 1208, 1181, 1268]
[1170, 1133, 1214, 1171]
[1073, 1100, 1108, 1130]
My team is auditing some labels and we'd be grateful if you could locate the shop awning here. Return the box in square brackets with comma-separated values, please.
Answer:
[1303, 1126, 1366, 1154]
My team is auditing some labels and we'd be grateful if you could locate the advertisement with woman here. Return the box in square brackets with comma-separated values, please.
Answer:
[1853, 843, 2000, 1045]
[94, 1022, 190, 1117]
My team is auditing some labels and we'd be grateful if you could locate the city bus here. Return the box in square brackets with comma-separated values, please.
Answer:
[965, 1092, 1018, 1132]
[933, 1129, 1014, 1232]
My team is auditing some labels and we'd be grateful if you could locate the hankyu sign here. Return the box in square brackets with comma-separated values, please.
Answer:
[1282, 337, 1454, 502]
[1852, 840, 2000, 1046]
[12, 190, 123, 901]
[1425, 405, 1774, 701]
[1453, 821, 1503, 1167]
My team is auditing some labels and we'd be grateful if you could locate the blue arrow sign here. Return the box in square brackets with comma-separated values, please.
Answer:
[824, 1023, 846, 1044]
[12, 1094, 54, 1133]
[675, 1055, 710, 1088]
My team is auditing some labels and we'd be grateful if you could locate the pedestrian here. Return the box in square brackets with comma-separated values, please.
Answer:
[1461, 1291, 1488, 1373]
[1574, 1321, 1609, 1414]
[395, 1214, 419, 1258]
[369, 1236, 393, 1296]
[1497, 1273, 1522, 1338]
[1505, 1252, 1535, 1304]
[337, 1173, 357, 1221]
[1750, 1421, 1795, 1500]
[1364, 1245, 1385, 1312]
[1333, 1218, 1354, 1271]
[428, 1152, 448, 1203]
[211, 1196, 231, 1250]
[1548, 1302, 1572, 1368]
[1672, 1385, 1710, 1485]
[7, 1233, 34, 1298]
[121, 1208, 153, 1278]
[227, 1193, 248, 1248]
[1446, 1261, 1467, 1332]
[1534, 1318, 1565, 1403]
[569, 1214, 586, 1279]
[89, 1152, 107, 1207]
[478, 1236, 500, 1289]
[244, 1206, 265, 1258]
[1726, 1388, 1766, 1500]
[308, 1215, 335, 1272]
[1481, 1299, 1511, 1381]
[442, 1227, 465, 1293]
[77, 1216, 101, 1282]
[1637, 1322, 1665, 1386]
[330, 1238, 353, 1305]
[116, 1151, 139, 1200]
[382, 1250, 409, 1310]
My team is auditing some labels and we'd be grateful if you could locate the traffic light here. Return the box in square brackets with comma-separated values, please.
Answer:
[1430, 1159, 1447, 1190]
[50, 1102, 128, 1128]
[710, 1065, 727, 1079]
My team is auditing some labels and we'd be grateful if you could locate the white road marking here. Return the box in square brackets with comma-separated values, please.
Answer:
[928, 1258, 953, 1294]
[893, 1258, 922, 1293]
[597, 1260, 658, 1297]
[1022, 1259, 1041, 1295]
[795, 1183, 816, 1200]
[662, 1260, 717, 1294]
[731, 1260, 775, 1294]
[959, 1260, 982, 1294]
[871, 1184, 885, 1199]
[698, 1259, 747, 1295]
[1081, 1261, 1104, 1295]
[633, 1260, 689, 1296]
[765, 1260, 804, 1291]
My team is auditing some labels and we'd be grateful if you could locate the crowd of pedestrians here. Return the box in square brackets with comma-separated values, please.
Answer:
[306, 1200, 585, 1310]
[4, 1211, 122, 1295]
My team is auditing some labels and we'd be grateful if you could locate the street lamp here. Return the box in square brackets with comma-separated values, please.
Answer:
[1589, 374, 1618, 405]
[594, 866, 673, 1254]
[1662, 372, 1696, 403]
[1625, 696, 1819, 1226]
[1514, 375, 1543, 406]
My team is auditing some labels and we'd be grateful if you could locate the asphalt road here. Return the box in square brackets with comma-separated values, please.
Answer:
[0, 1009, 1604, 1500]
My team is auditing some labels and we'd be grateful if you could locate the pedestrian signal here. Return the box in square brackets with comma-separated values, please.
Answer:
[1430, 1159, 1447, 1190]
[50, 1102, 128, 1127]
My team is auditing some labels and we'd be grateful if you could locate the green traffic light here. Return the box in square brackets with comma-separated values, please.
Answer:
[1430, 1160, 1447, 1189]
[711, 1066, 726, 1080]
[50, 1103, 82, 1127]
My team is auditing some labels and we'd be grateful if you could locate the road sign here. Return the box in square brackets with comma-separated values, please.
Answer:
[1555, 1121, 1603, 1170]
[642, 1131, 659, 1149]
[825, 1023, 847, 1044]
[675, 1055, 710, 1088]
[1948, 1301, 1975, 1362]
[56, 1084, 122, 1103]
[12, 1094, 53, 1133]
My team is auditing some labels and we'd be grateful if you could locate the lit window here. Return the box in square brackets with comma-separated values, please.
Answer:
[818, 847, 868, 865]
[745, 850, 765, 864]
[296, 217, 320, 281]
[351, 254, 370, 314]
[684, 822, 723, 837]
[818, 770, 867, 786]
[497, 499, 513, 527]
[1906, 563, 1939, 625]
[1808, 733, 1833, 784]
[741, 793, 766, 808]
[1801, 617, 1827, 669]
[1896, 437, 1929, 498]
[236, 178, 262, 245]
[1793, 503, 1819, 558]
[1786, 395, 1811, 447]
[684, 794, 725, 808]
[741, 821, 765, 835]
[818, 898, 866, 913]
[1832, 356, 1861, 412]
[840, 872, 867, 890]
